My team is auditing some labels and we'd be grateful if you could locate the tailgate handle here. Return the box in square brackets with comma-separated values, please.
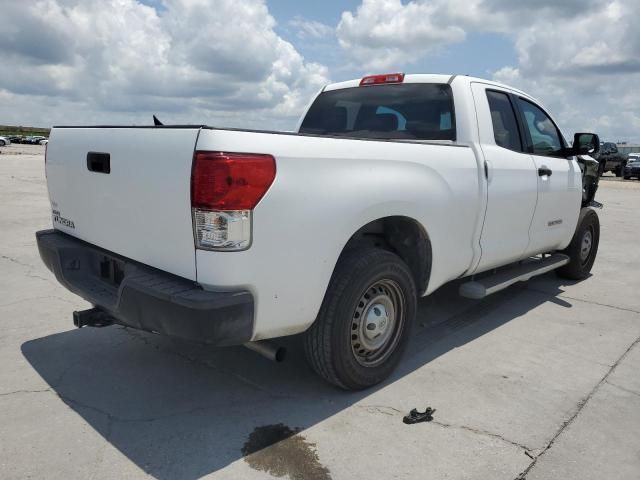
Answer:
[87, 152, 111, 174]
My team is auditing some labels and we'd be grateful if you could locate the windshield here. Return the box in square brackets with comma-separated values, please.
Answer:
[299, 83, 456, 141]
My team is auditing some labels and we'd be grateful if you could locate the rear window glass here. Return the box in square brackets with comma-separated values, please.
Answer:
[299, 83, 456, 141]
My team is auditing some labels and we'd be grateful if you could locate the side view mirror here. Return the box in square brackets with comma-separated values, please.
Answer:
[573, 132, 600, 156]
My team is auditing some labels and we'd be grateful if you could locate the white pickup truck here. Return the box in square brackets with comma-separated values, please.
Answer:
[37, 73, 602, 390]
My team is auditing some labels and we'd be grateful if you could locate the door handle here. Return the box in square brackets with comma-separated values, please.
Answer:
[87, 152, 110, 174]
[538, 167, 552, 177]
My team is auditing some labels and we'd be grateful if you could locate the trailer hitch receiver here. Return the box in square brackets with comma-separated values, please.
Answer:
[73, 308, 114, 328]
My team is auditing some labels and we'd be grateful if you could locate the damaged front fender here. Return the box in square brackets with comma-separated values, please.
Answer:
[578, 155, 601, 208]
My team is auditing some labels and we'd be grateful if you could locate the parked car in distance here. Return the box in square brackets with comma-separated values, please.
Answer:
[0, 136, 10, 146]
[597, 141, 627, 176]
[18, 135, 47, 145]
[37, 73, 603, 389]
[39, 139, 49, 145]
[623, 156, 640, 180]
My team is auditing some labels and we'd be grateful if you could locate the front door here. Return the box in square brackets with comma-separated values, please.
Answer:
[514, 98, 582, 254]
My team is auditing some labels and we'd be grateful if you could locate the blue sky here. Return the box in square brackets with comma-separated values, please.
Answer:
[1, 0, 638, 142]
[268, 1, 518, 81]
[138, 0, 521, 84]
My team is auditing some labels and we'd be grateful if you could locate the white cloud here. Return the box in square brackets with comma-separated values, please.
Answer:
[0, 0, 329, 129]
[289, 17, 334, 40]
[336, 0, 466, 71]
[1, 0, 638, 142]
[492, 0, 640, 142]
[336, 0, 640, 141]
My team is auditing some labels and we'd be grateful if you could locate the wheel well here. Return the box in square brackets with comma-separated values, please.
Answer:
[341, 216, 432, 294]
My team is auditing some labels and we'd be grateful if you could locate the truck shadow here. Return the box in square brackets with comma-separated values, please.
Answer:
[21, 275, 576, 480]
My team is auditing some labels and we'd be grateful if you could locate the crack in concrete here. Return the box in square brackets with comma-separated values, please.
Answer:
[0, 254, 34, 269]
[0, 388, 51, 397]
[556, 295, 640, 315]
[0, 253, 59, 286]
[430, 419, 536, 454]
[605, 380, 640, 398]
[59, 392, 226, 425]
[0, 295, 77, 309]
[358, 404, 536, 455]
[513, 334, 640, 479]
[358, 405, 402, 416]
[25, 271, 58, 284]
[525, 285, 640, 315]
[3, 379, 294, 432]
[120, 327, 292, 399]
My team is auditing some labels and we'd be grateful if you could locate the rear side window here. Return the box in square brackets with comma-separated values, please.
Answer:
[486, 90, 522, 152]
[299, 84, 456, 141]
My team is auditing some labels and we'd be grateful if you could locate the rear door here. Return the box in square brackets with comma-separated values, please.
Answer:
[471, 83, 538, 272]
[514, 98, 582, 254]
[46, 127, 200, 280]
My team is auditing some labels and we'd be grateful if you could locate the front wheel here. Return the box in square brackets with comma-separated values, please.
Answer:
[556, 208, 600, 280]
[304, 248, 417, 390]
[0, 140, 5, 146]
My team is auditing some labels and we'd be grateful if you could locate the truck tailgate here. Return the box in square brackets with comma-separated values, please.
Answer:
[45, 127, 200, 280]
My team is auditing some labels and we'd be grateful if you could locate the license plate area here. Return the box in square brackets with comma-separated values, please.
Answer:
[99, 256, 125, 286]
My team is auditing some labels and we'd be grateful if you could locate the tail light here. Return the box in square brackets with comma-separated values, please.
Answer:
[191, 151, 276, 251]
[360, 73, 405, 86]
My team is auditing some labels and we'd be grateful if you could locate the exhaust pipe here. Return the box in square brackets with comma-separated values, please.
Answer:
[73, 308, 114, 328]
[244, 341, 286, 362]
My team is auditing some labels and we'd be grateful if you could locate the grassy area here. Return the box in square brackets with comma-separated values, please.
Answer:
[0, 125, 50, 137]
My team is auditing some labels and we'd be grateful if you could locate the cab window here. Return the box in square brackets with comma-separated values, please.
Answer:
[486, 90, 522, 152]
[517, 98, 564, 156]
[299, 83, 456, 141]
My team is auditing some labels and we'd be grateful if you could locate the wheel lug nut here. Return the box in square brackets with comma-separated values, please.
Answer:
[366, 323, 376, 330]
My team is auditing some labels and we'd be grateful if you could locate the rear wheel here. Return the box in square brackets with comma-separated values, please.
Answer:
[556, 208, 600, 280]
[304, 248, 417, 390]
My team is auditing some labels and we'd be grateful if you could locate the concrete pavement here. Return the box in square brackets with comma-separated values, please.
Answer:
[1, 144, 639, 479]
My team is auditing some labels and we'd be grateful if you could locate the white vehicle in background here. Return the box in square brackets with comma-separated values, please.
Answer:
[37, 73, 602, 389]
[0, 136, 11, 146]
[623, 154, 640, 180]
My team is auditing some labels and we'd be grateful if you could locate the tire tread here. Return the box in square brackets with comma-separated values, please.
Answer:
[304, 248, 416, 390]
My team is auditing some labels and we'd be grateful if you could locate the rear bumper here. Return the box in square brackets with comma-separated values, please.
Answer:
[36, 229, 254, 346]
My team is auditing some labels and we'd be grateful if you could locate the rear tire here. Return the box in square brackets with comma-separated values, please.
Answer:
[556, 208, 600, 280]
[304, 248, 417, 390]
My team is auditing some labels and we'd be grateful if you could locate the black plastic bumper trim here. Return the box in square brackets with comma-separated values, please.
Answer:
[36, 229, 254, 346]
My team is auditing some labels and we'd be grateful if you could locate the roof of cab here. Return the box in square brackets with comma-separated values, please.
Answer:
[322, 73, 539, 108]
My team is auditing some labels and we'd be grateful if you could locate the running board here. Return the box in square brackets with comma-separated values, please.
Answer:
[459, 254, 570, 299]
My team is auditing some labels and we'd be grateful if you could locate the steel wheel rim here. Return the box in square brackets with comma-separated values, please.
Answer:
[580, 227, 594, 265]
[351, 279, 405, 367]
